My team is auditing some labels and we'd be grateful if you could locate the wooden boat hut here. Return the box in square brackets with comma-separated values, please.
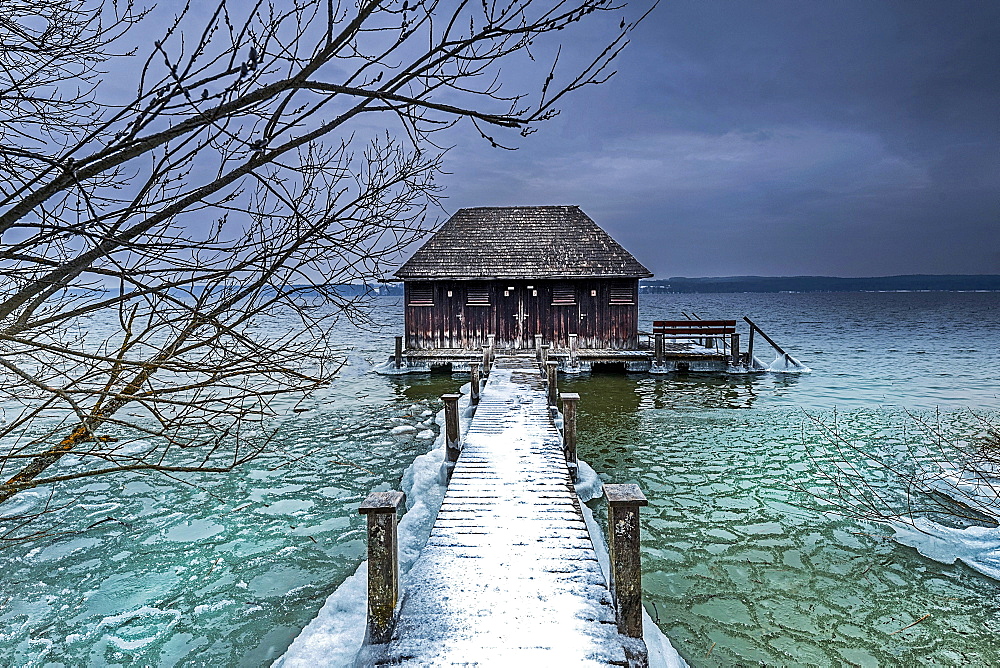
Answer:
[394, 206, 653, 354]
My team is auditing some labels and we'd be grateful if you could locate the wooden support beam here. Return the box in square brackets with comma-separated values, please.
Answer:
[654, 333, 664, 367]
[540, 344, 550, 371]
[481, 345, 491, 376]
[360, 490, 406, 645]
[568, 333, 579, 367]
[604, 483, 649, 665]
[535, 334, 543, 360]
[394, 336, 403, 369]
[470, 363, 481, 406]
[560, 392, 580, 479]
[545, 361, 559, 407]
[441, 393, 462, 481]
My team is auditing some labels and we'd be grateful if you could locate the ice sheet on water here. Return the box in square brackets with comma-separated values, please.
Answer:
[577, 462, 687, 668]
[752, 353, 811, 373]
[277, 396, 461, 667]
[370, 359, 429, 375]
[892, 518, 1000, 581]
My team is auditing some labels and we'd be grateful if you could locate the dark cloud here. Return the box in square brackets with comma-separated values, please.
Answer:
[439, 0, 1000, 277]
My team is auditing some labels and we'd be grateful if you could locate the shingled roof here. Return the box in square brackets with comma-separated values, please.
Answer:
[395, 206, 652, 280]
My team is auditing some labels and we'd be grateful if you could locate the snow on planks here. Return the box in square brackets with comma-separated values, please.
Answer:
[368, 357, 627, 666]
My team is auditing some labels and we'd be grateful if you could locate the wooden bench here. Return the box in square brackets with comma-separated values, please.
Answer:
[651, 320, 741, 365]
[652, 320, 736, 338]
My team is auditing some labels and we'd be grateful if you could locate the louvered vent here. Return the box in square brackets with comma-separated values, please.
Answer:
[610, 285, 634, 304]
[466, 286, 490, 306]
[408, 286, 434, 306]
[552, 284, 576, 305]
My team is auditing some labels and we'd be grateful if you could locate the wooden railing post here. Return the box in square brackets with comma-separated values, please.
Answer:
[604, 484, 649, 665]
[481, 345, 491, 376]
[730, 332, 740, 367]
[540, 344, 550, 370]
[534, 334, 543, 361]
[487, 334, 495, 363]
[394, 336, 403, 369]
[568, 333, 579, 368]
[560, 392, 579, 479]
[654, 332, 664, 367]
[360, 490, 406, 645]
[441, 393, 462, 481]
[545, 360, 559, 407]
[469, 363, 481, 406]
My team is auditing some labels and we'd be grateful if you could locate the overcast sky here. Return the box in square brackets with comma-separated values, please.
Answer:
[435, 1, 1000, 278]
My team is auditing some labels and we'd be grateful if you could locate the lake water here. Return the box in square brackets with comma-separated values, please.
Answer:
[2, 292, 999, 666]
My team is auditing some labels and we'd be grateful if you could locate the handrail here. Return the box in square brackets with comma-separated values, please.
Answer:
[743, 316, 791, 363]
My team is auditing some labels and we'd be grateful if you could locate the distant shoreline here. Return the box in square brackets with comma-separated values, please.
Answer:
[640, 275, 1000, 294]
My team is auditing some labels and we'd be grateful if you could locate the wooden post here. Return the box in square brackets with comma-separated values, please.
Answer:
[534, 334, 543, 361]
[568, 333, 579, 367]
[482, 345, 491, 376]
[469, 363, 481, 406]
[545, 361, 559, 407]
[654, 332, 664, 367]
[394, 336, 403, 369]
[730, 332, 740, 367]
[441, 393, 461, 480]
[560, 392, 580, 479]
[540, 344, 550, 370]
[360, 490, 406, 645]
[747, 326, 755, 367]
[604, 483, 649, 661]
[487, 334, 495, 363]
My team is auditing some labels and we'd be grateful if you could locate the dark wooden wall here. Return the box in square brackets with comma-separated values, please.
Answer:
[403, 279, 639, 350]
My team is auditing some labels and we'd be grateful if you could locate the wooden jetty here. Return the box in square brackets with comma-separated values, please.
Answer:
[356, 357, 651, 667]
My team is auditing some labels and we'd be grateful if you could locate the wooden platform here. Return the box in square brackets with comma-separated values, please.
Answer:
[362, 357, 629, 665]
[390, 343, 732, 374]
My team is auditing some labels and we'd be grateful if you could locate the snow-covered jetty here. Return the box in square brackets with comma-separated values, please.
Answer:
[357, 356, 651, 666]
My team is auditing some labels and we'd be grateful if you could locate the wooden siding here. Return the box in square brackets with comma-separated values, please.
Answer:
[404, 279, 639, 350]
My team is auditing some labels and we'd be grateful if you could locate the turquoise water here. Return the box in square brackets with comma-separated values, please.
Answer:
[2, 292, 999, 666]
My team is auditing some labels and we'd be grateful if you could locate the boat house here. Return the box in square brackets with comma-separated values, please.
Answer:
[395, 206, 653, 352]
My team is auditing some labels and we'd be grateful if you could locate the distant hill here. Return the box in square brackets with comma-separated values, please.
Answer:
[640, 275, 1000, 293]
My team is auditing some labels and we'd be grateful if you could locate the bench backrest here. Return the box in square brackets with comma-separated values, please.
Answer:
[652, 320, 736, 336]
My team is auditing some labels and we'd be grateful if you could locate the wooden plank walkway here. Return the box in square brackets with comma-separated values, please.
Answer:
[368, 356, 627, 666]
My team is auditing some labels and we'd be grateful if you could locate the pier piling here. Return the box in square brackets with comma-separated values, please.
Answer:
[568, 333, 579, 368]
[441, 393, 462, 481]
[560, 392, 580, 479]
[545, 360, 559, 406]
[469, 363, 481, 406]
[360, 490, 406, 645]
[604, 483, 649, 665]
[394, 336, 403, 369]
